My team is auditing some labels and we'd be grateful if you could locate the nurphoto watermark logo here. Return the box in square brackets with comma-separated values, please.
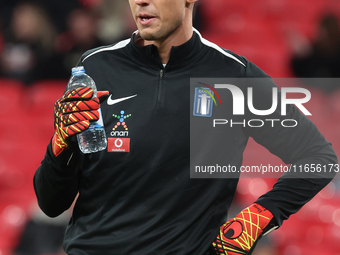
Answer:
[193, 80, 311, 128]
[190, 78, 336, 179]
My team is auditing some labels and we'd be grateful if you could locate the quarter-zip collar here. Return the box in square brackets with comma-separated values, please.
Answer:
[128, 29, 204, 69]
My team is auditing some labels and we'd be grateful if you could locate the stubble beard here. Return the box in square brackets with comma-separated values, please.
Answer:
[139, 19, 183, 42]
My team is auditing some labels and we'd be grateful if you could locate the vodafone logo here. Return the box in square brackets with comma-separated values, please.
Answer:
[115, 138, 123, 148]
[108, 138, 130, 152]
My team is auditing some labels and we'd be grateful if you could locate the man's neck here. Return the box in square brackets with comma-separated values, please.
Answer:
[137, 25, 193, 65]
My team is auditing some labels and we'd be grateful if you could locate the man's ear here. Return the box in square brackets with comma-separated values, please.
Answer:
[185, 0, 198, 8]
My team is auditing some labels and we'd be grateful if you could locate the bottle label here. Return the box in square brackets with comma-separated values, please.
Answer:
[97, 108, 104, 127]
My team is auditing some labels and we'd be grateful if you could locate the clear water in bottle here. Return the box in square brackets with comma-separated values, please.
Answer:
[67, 66, 107, 153]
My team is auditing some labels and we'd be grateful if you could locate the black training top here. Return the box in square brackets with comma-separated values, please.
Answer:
[34, 30, 337, 255]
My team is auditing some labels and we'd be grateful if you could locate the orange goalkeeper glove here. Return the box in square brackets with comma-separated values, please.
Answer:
[212, 203, 277, 255]
[52, 87, 109, 157]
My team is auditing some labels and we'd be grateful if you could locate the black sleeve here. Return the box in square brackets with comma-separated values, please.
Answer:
[33, 141, 82, 217]
[33, 54, 91, 218]
[242, 61, 338, 226]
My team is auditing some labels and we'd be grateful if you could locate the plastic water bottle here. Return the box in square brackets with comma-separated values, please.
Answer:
[66, 66, 107, 153]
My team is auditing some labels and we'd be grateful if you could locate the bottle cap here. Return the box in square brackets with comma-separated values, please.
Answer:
[72, 66, 86, 76]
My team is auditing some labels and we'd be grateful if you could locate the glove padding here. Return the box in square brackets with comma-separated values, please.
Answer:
[52, 87, 109, 157]
[212, 203, 276, 255]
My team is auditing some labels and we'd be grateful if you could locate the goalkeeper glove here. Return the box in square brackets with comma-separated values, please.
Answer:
[52, 87, 109, 157]
[212, 203, 277, 255]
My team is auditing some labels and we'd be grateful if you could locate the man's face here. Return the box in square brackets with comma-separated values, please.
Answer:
[129, 0, 187, 41]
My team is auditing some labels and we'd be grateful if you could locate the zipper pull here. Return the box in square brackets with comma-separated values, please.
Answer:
[160, 69, 164, 79]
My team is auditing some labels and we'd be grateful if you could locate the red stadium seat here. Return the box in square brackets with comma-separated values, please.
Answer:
[0, 79, 25, 117]
[28, 80, 67, 116]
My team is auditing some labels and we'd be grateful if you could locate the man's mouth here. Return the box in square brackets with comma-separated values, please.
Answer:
[138, 14, 156, 25]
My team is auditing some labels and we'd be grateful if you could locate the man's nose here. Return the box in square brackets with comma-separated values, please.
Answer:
[135, 0, 150, 6]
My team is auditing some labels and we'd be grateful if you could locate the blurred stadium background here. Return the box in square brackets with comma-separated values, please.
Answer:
[0, 0, 340, 254]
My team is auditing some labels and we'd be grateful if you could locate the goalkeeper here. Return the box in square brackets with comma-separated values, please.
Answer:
[34, 0, 338, 254]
